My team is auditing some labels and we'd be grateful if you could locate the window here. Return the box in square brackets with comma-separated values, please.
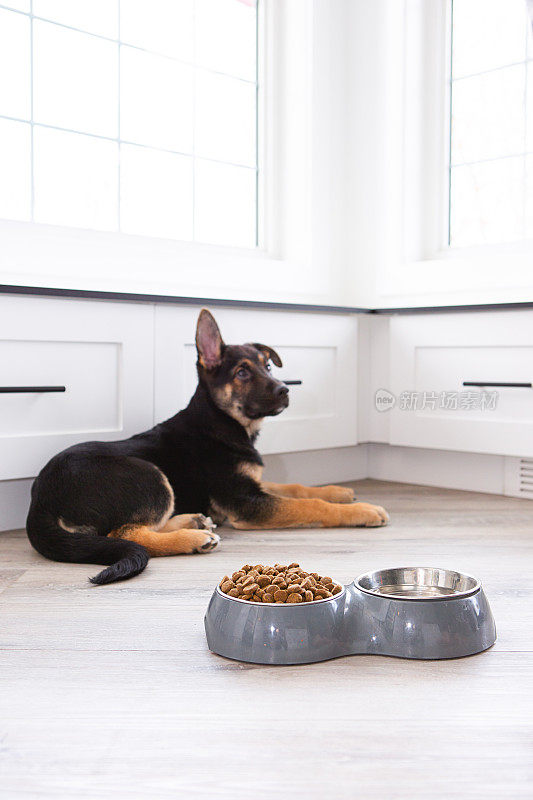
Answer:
[0, 0, 258, 249]
[449, 0, 533, 248]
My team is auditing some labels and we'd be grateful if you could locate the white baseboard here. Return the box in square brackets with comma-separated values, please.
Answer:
[263, 445, 369, 487]
[367, 443, 506, 495]
[0, 478, 33, 532]
[1, 443, 524, 533]
[0, 446, 370, 533]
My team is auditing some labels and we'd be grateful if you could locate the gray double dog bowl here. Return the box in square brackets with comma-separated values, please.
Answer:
[205, 567, 496, 663]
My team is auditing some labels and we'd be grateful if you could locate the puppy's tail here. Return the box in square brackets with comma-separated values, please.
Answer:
[26, 507, 149, 585]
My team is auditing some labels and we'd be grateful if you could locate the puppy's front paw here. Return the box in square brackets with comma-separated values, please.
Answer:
[191, 513, 217, 532]
[350, 502, 389, 527]
[195, 530, 221, 553]
[321, 485, 355, 504]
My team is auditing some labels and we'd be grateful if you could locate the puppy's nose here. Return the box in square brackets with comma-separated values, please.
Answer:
[274, 383, 289, 398]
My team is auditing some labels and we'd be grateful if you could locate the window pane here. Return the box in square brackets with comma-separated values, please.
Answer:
[195, 0, 257, 81]
[449, 1, 532, 248]
[34, 126, 118, 230]
[450, 157, 525, 247]
[33, 0, 119, 39]
[451, 65, 525, 164]
[120, 46, 193, 152]
[120, 0, 193, 61]
[0, 8, 31, 120]
[3, 1, 30, 11]
[195, 70, 256, 166]
[524, 155, 533, 238]
[33, 21, 118, 138]
[452, 0, 527, 78]
[0, 118, 31, 222]
[194, 159, 256, 248]
[0, 0, 258, 248]
[525, 62, 533, 152]
[120, 144, 193, 240]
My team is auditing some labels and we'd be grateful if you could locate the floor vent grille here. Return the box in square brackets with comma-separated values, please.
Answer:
[518, 458, 533, 499]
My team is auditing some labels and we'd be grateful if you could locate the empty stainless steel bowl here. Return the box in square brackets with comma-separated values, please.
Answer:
[204, 566, 496, 665]
[356, 567, 481, 600]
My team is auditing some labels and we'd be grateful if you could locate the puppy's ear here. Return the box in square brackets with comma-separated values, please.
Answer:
[196, 309, 225, 370]
[250, 342, 283, 368]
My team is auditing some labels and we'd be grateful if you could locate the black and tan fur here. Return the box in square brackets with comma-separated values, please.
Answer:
[26, 309, 388, 584]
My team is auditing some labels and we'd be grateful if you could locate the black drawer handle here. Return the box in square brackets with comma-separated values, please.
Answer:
[0, 386, 66, 393]
[283, 380, 302, 385]
[462, 381, 532, 389]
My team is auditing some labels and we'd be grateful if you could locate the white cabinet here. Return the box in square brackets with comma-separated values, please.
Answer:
[5, 293, 532, 483]
[389, 311, 533, 457]
[154, 306, 359, 453]
[0, 295, 154, 480]
[0, 296, 359, 484]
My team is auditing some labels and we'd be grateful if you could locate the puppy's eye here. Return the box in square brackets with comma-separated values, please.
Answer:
[266, 363, 272, 372]
[236, 367, 250, 379]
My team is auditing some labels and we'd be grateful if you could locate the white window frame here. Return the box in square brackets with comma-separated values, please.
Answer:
[0, 0, 344, 306]
[373, 0, 533, 308]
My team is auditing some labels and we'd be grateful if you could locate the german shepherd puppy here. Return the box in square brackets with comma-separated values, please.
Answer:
[26, 309, 388, 584]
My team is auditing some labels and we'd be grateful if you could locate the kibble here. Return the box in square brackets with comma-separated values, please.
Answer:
[219, 563, 343, 604]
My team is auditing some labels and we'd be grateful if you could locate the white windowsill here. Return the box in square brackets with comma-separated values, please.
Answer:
[375, 244, 533, 309]
[0, 218, 336, 306]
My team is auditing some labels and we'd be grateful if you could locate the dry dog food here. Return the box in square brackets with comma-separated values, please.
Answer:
[219, 563, 342, 603]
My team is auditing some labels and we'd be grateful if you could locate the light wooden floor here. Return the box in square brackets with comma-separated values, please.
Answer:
[1, 479, 532, 799]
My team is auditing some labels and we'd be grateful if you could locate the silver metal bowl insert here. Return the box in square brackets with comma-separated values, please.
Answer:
[355, 567, 480, 601]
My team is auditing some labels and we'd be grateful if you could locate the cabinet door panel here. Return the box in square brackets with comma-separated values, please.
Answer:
[0, 339, 120, 435]
[0, 296, 154, 480]
[389, 311, 533, 457]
